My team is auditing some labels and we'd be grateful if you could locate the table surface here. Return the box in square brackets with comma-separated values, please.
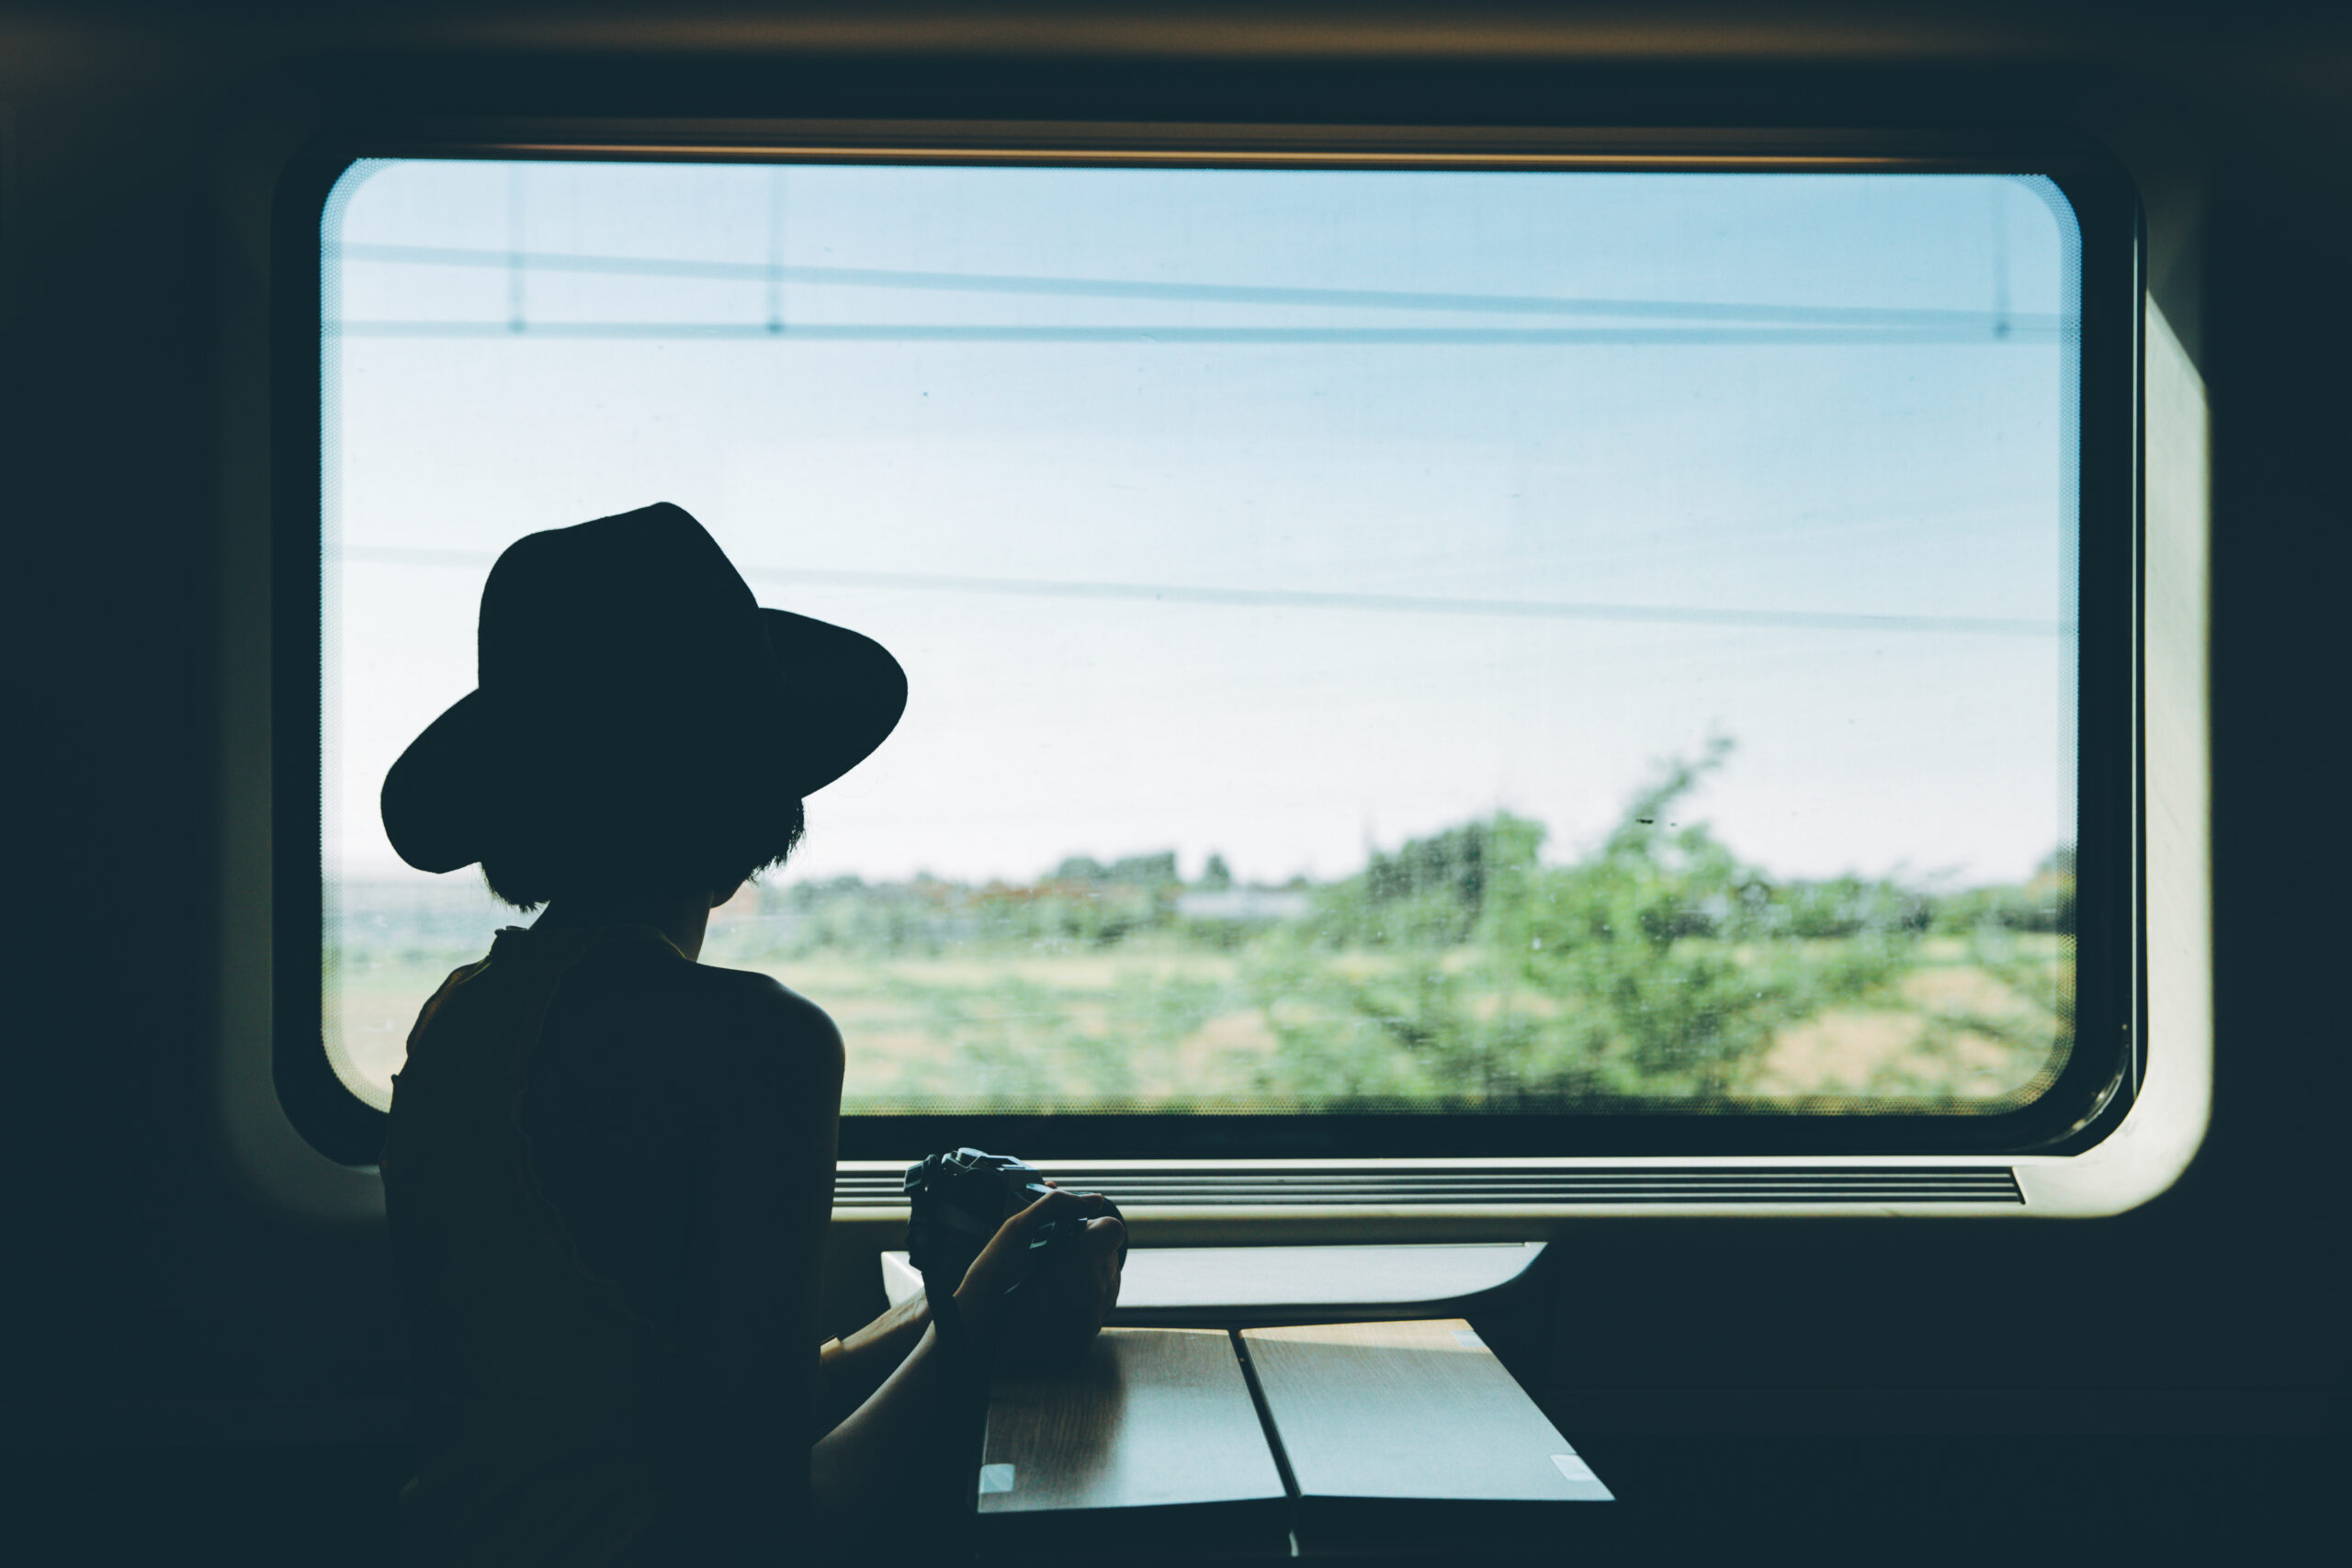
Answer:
[976, 1328, 1293, 1560]
[967, 1317, 1611, 1563]
[1242, 1318, 1612, 1506]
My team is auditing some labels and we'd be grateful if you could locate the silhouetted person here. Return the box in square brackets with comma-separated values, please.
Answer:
[378, 503, 1123, 1565]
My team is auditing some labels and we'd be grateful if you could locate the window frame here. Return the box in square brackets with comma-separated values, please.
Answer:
[273, 123, 2143, 1168]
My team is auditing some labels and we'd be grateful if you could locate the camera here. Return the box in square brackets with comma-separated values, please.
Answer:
[902, 1147, 1125, 1298]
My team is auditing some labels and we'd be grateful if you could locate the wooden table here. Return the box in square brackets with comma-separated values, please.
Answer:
[972, 1319, 1610, 1562]
[1244, 1319, 1611, 1557]
[977, 1328, 1290, 1561]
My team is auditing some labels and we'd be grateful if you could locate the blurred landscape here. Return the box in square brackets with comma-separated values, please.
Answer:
[328, 746, 2074, 1114]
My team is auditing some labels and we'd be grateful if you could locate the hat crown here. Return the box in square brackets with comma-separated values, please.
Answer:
[478, 503, 778, 712]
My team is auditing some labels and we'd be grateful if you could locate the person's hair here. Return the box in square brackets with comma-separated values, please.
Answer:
[481, 791, 807, 911]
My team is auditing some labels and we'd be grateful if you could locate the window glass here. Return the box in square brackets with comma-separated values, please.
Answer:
[322, 158, 2079, 1119]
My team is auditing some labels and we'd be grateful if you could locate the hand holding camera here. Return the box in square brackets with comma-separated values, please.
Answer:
[904, 1148, 1126, 1363]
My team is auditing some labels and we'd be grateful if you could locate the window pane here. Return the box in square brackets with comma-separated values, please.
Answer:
[322, 158, 2079, 1118]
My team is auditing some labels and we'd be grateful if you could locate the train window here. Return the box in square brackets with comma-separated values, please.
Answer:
[288, 144, 2137, 1161]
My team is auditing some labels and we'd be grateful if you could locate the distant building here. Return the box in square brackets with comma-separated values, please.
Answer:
[1175, 887, 1312, 923]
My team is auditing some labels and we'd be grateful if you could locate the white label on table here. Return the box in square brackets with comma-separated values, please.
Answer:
[1453, 1328, 1488, 1350]
[978, 1463, 1017, 1495]
[1551, 1452, 1598, 1483]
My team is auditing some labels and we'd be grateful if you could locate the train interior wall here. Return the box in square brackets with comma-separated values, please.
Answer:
[3, 6, 2344, 1562]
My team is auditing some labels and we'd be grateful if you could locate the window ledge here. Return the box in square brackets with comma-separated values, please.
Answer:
[883, 1241, 1546, 1325]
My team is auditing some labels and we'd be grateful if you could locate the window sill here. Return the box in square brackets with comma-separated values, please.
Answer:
[883, 1241, 1547, 1325]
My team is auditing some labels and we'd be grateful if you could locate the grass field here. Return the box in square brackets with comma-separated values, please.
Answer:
[333, 926, 2069, 1114]
[329, 761, 2074, 1115]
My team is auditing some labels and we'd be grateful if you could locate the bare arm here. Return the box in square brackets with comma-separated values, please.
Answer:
[813, 1292, 930, 1439]
[674, 983, 844, 1554]
[668, 973, 1122, 1540]
[812, 1181, 1125, 1435]
[810, 1190, 1122, 1520]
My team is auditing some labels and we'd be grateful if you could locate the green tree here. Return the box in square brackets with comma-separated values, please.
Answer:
[1249, 740, 1928, 1102]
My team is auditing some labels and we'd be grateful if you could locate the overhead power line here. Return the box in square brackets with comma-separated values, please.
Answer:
[340, 544, 2072, 637]
[334, 242, 2064, 336]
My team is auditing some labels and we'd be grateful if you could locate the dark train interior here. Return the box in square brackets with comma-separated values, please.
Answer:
[3, 3, 2345, 1563]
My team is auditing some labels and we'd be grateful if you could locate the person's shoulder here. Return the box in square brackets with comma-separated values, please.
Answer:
[676, 963, 844, 1079]
[406, 954, 494, 1043]
[684, 960, 831, 1029]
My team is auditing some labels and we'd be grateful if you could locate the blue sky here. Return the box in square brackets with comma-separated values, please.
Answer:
[325, 159, 2078, 891]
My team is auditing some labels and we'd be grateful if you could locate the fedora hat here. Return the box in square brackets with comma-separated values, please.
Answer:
[381, 502, 906, 876]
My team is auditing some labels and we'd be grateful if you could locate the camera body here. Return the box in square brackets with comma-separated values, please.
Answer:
[902, 1147, 1124, 1295]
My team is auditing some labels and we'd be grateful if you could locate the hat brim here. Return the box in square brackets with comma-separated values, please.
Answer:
[380, 607, 906, 875]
